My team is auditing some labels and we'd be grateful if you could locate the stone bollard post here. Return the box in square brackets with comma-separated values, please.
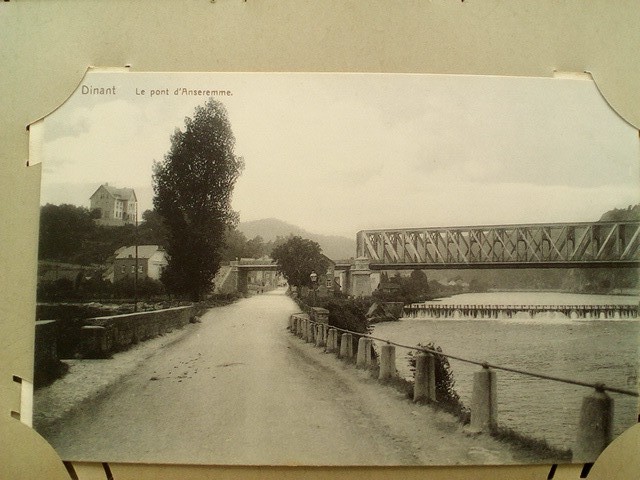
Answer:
[425, 353, 437, 401]
[325, 329, 335, 353]
[356, 337, 368, 368]
[316, 324, 326, 347]
[574, 388, 614, 462]
[339, 333, 353, 358]
[413, 353, 437, 403]
[378, 344, 396, 381]
[364, 338, 374, 367]
[306, 321, 314, 343]
[469, 367, 497, 433]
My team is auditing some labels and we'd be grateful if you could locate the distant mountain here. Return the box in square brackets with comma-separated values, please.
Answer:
[238, 218, 356, 261]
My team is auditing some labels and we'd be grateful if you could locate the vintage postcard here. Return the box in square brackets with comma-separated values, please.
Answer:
[32, 71, 639, 465]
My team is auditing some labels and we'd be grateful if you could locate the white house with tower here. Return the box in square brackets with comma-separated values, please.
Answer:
[90, 183, 137, 226]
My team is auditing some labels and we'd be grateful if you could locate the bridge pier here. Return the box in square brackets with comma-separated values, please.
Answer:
[350, 257, 374, 297]
[236, 267, 249, 295]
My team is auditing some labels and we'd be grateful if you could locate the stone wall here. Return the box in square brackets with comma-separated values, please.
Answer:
[81, 306, 195, 358]
[34, 320, 63, 387]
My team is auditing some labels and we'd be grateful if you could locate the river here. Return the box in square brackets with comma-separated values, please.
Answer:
[371, 291, 639, 452]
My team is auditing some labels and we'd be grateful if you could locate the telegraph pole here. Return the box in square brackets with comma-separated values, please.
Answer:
[133, 202, 139, 312]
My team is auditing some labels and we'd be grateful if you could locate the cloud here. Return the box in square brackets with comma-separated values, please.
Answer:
[45, 111, 91, 141]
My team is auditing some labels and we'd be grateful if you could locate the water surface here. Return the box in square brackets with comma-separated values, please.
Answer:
[373, 291, 639, 450]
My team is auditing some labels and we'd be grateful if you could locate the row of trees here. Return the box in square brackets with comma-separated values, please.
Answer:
[38, 276, 165, 302]
[39, 205, 168, 266]
[221, 229, 299, 262]
[39, 203, 278, 268]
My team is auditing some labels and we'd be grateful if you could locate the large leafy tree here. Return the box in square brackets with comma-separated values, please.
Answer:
[39, 203, 96, 262]
[153, 99, 244, 300]
[137, 209, 169, 248]
[271, 236, 329, 288]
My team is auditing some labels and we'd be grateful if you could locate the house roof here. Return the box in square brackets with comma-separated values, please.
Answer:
[91, 184, 137, 202]
[321, 254, 336, 266]
[115, 245, 165, 260]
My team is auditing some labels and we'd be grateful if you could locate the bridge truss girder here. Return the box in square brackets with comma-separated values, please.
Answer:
[356, 222, 640, 269]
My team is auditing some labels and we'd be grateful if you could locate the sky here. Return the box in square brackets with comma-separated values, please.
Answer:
[41, 71, 639, 238]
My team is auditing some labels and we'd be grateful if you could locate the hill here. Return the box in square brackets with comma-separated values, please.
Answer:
[599, 204, 640, 222]
[238, 218, 356, 261]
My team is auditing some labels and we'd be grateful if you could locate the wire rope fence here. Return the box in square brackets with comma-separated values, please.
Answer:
[287, 309, 638, 462]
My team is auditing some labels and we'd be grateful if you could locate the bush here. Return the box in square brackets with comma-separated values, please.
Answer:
[409, 342, 470, 423]
[322, 297, 373, 335]
[37, 278, 76, 302]
[292, 294, 374, 355]
[112, 277, 165, 298]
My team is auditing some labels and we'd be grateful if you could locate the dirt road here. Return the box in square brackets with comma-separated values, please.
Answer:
[39, 289, 531, 465]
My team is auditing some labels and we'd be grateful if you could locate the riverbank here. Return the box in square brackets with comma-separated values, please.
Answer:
[286, 320, 568, 464]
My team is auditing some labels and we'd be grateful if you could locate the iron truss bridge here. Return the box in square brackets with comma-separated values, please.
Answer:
[356, 221, 640, 269]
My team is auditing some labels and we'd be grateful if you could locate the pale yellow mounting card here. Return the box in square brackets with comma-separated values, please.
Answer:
[1, 1, 639, 479]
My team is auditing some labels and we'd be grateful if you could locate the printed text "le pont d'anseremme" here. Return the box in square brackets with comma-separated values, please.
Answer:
[137, 87, 233, 97]
[81, 85, 233, 97]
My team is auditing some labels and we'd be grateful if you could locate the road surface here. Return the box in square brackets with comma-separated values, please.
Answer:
[39, 289, 533, 465]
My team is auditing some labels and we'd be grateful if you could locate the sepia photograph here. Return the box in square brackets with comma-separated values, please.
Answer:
[32, 71, 639, 466]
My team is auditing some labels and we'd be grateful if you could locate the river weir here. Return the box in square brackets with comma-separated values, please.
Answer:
[404, 303, 638, 320]
[372, 291, 639, 453]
